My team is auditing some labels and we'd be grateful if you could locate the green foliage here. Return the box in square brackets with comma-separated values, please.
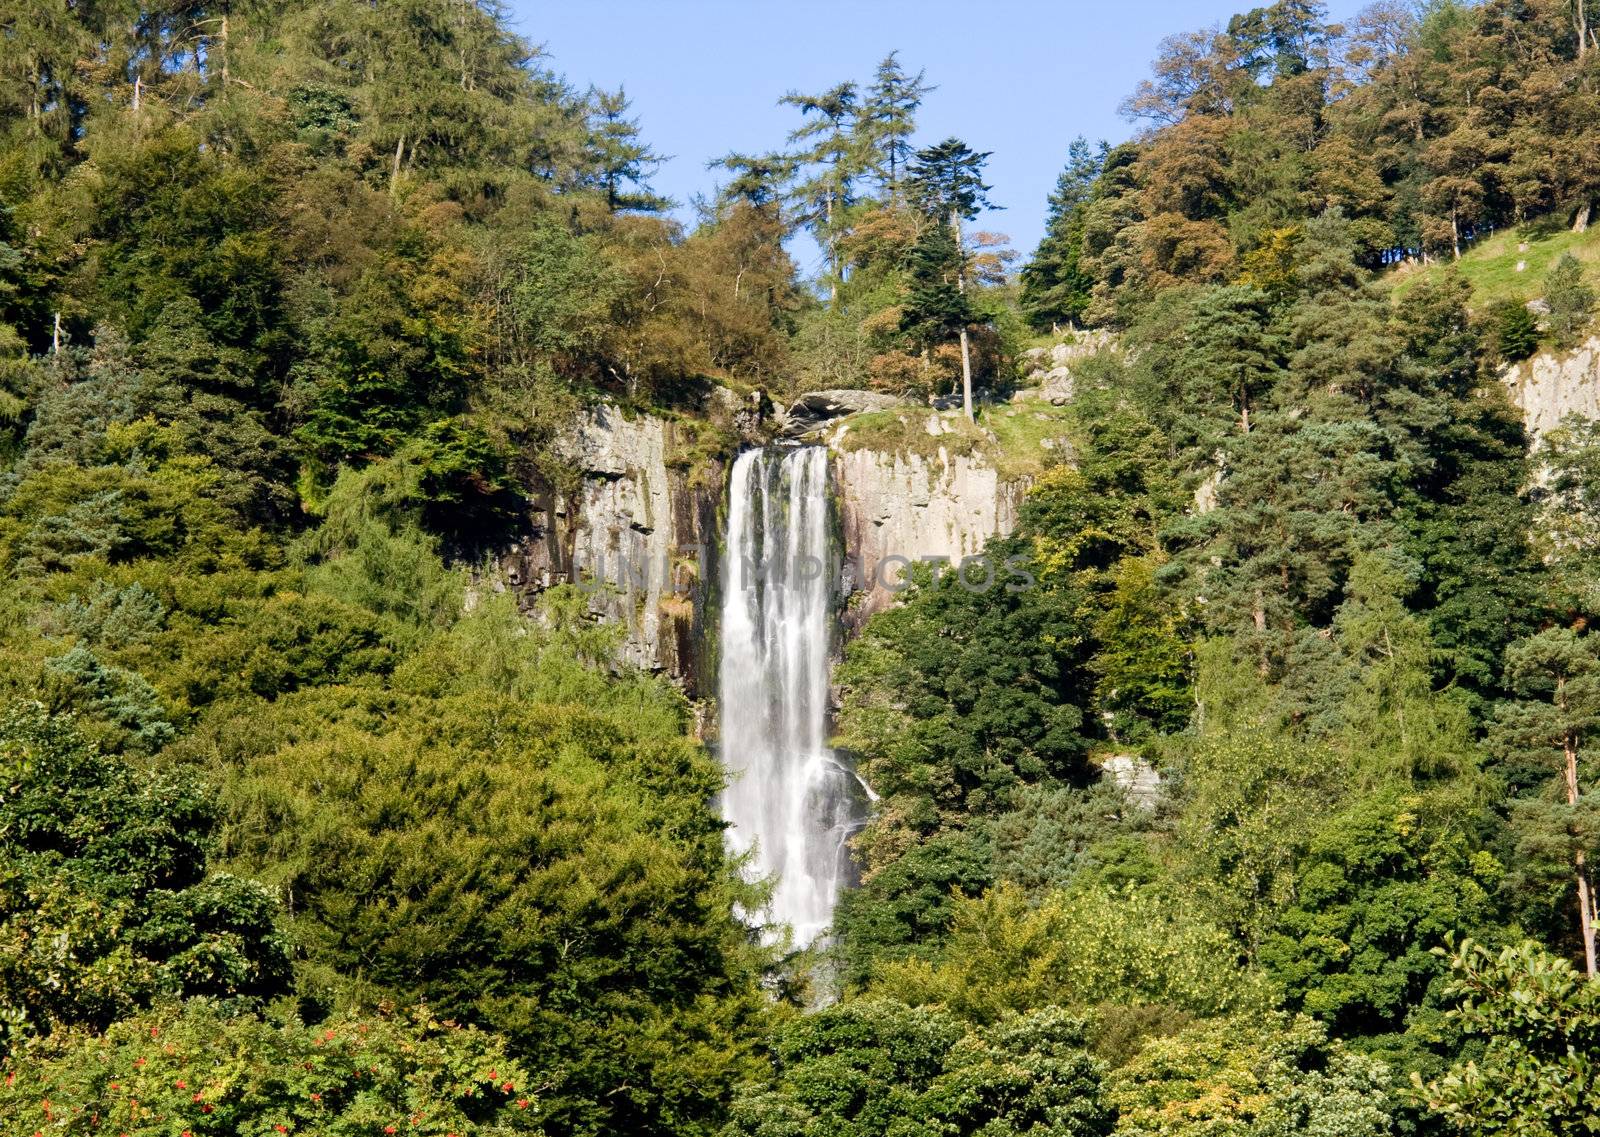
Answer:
[0, 704, 289, 1044]
[216, 598, 763, 1137]
[1109, 1013, 1399, 1137]
[297, 458, 464, 636]
[0, 1001, 543, 1136]
[1022, 137, 1106, 330]
[983, 780, 1160, 898]
[87, 129, 282, 351]
[43, 644, 175, 752]
[1172, 730, 1332, 951]
[586, 87, 669, 213]
[1489, 627, 1600, 964]
[1417, 939, 1600, 1136]
[836, 539, 1093, 864]
[53, 580, 165, 646]
[0, 425, 275, 576]
[1544, 253, 1595, 348]
[1491, 302, 1538, 363]
[873, 882, 1271, 1026]
[1535, 415, 1600, 616]
[1257, 791, 1499, 1047]
[899, 219, 973, 351]
[906, 138, 995, 226]
[831, 832, 994, 989]
[725, 1000, 1111, 1137]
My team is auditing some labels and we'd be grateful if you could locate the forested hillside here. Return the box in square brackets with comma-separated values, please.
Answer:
[3, 1, 1600, 1135]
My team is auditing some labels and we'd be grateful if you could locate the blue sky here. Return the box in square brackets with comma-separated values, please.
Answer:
[508, 0, 1364, 274]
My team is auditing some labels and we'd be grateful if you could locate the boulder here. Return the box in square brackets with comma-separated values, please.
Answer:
[1101, 754, 1162, 810]
[1039, 366, 1074, 405]
[782, 389, 907, 437]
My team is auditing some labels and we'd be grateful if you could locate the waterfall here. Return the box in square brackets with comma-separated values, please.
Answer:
[719, 446, 861, 948]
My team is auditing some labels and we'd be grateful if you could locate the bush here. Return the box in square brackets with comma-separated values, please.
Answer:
[215, 604, 764, 1137]
[1545, 253, 1594, 347]
[1417, 939, 1600, 1136]
[725, 999, 1111, 1137]
[0, 1001, 542, 1136]
[1491, 300, 1539, 362]
[870, 882, 1272, 1025]
[0, 704, 289, 1044]
[1108, 1013, 1397, 1136]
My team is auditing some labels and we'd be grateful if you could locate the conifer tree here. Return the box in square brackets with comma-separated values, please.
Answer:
[780, 81, 864, 305]
[905, 138, 996, 419]
[860, 52, 934, 194]
[586, 86, 669, 213]
[1493, 628, 1600, 976]
[899, 218, 972, 360]
[1021, 137, 1107, 330]
[1546, 253, 1595, 347]
[708, 150, 794, 214]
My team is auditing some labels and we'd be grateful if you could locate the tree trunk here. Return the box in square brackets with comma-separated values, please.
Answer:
[1578, 0, 1590, 60]
[390, 134, 406, 197]
[1575, 202, 1592, 233]
[1451, 208, 1461, 260]
[951, 209, 974, 421]
[958, 327, 974, 421]
[826, 190, 839, 308]
[1564, 728, 1598, 977]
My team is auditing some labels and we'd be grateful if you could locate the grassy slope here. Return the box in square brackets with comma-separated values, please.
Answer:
[834, 402, 1074, 481]
[1387, 220, 1600, 311]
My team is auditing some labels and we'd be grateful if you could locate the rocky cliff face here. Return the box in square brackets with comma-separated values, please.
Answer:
[1502, 333, 1600, 442]
[831, 444, 1030, 627]
[498, 403, 727, 696]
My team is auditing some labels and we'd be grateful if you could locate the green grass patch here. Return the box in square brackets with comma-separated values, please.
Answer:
[832, 401, 1073, 482]
[981, 402, 1076, 480]
[1387, 222, 1600, 312]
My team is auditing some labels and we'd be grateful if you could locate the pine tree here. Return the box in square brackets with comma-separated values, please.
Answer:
[1021, 137, 1107, 330]
[1493, 629, 1600, 976]
[899, 218, 972, 357]
[1546, 253, 1595, 347]
[779, 81, 863, 305]
[905, 138, 997, 420]
[860, 52, 934, 195]
[585, 87, 669, 213]
[708, 150, 794, 214]
[1494, 300, 1540, 361]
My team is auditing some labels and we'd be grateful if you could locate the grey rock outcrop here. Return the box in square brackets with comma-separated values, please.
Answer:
[1015, 330, 1115, 406]
[498, 403, 724, 694]
[1502, 333, 1600, 443]
[783, 389, 908, 437]
[1101, 754, 1162, 810]
[494, 387, 1035, 692]
[833, 444, 1031, 627]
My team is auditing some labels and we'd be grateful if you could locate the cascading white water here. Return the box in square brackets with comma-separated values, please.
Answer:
[719, 446, 861, 947]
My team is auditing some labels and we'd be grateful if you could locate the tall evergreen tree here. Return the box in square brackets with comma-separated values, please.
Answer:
[585, 86, 669, 213]
[779, 81, 863, 305]
[708, 150, 794, 214]
[899, 217, 973, 359]
[1493, 629, 1600, 977]
[860, 52, 934, 194]
[1021, 137, 1106, 330]
[905, 138, 996, 420]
